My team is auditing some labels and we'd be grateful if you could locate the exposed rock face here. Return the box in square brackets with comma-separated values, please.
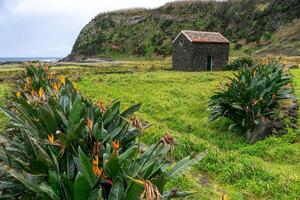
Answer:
[110, 15, 146, 25]
[272, 119, 286, 131]
[67, 0, 300, 60]
[249, 97, 298, 144]
[248, 119, 273, 144]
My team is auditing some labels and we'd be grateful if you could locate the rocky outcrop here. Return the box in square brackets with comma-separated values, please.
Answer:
[66, 0, 300, 60]
[248, 82, 298, 144]
[248, 119, 273, 144]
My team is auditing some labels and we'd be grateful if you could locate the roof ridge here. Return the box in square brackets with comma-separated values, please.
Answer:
[173, 30, 230, 44]
[216, 32, 230, 43]
[182, 30, 220, 34]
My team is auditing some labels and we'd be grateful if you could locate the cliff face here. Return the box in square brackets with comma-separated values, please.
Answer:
[67, 0, 300, 60]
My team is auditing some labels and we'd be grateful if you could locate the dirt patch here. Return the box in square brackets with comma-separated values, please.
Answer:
[199, 173, 212, 187]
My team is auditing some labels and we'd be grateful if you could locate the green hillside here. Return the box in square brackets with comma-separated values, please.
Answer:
[67, 0, 300, 60]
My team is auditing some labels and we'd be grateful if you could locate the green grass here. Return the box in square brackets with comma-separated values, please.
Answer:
[0, 83, 10, 130]
[0, 63, 300, 199]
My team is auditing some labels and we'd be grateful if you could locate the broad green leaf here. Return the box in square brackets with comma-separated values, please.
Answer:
[232, 103, 243, 110]
[62, 173, 74, 200]
[4, 166, 52, 199]
[78, 147, 95, 186]
[69, 95, 82, 127]
[167, 152, 206, 179]
[39, 183, 60, 200]
[48, 170, 60, 198]
[105, 151, 121, 179]
[88, 187, 103, 200]
[121, 103, 141, 118]
[162, 191, 198, 199]
[108, 177, 124, 200]
[92, 122, 103, 140]
[119, 146, 138, 163]
[74, 172, 92, 200]
[104, 101, 120, 125]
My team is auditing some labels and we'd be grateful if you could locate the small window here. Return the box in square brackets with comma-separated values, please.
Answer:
[179, 39, 183, 47]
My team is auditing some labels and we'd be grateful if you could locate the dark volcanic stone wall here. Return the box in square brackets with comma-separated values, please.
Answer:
[172, 33, 229, 71]
[172, 33, 193, 70]
[191, 43, 229, 71]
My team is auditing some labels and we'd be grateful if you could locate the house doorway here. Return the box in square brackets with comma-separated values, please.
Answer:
[207, 56, 213, 71]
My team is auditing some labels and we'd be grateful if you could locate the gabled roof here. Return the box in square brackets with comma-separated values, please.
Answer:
[173, 30, 230, 44]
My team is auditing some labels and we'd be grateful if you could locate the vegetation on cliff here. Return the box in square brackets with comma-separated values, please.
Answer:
[68, 0, 300, 60]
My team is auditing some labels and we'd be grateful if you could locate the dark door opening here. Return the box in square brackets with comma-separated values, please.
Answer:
[207, 56, 213, 71]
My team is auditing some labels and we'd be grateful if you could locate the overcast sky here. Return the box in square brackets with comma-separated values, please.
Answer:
[0, 0, 171, 58]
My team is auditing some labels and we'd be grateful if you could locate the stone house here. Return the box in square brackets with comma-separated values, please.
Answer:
[172, 30, 229, 71]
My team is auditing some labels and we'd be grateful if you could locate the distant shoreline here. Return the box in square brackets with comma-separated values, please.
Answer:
[0, 57, 61, 63]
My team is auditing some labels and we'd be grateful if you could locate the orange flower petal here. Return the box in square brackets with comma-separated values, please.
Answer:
[38, 87, 44, 97]
[96, 99, 106, 112]
[48, 134, 55, 144]
[16, 91, 21, 98]
[60, 76, 65, 85]
[112, 140, 120, 150]
[87, 118, 93, 131]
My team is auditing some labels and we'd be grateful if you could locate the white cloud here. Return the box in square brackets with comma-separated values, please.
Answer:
[13, 0, 169, 16]
[0, 0, 171, 57]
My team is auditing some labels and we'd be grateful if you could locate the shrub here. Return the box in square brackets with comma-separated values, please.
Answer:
[0, 64, 205, 199]
[226, 57, 254, 70]
[209, 63, 293, 136]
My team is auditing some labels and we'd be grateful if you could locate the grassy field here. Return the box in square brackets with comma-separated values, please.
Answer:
[0, 62, 300, 199]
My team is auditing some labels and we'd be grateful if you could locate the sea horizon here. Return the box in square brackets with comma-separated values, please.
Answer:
[0, 57, 62, 63]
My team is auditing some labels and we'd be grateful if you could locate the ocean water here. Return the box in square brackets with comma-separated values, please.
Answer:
[0, 57, 60, 63]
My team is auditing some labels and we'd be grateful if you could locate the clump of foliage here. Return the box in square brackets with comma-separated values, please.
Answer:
[0, 64, 205, 199]
[209, 63, 294, 136]
[226, 57, 254, 70]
